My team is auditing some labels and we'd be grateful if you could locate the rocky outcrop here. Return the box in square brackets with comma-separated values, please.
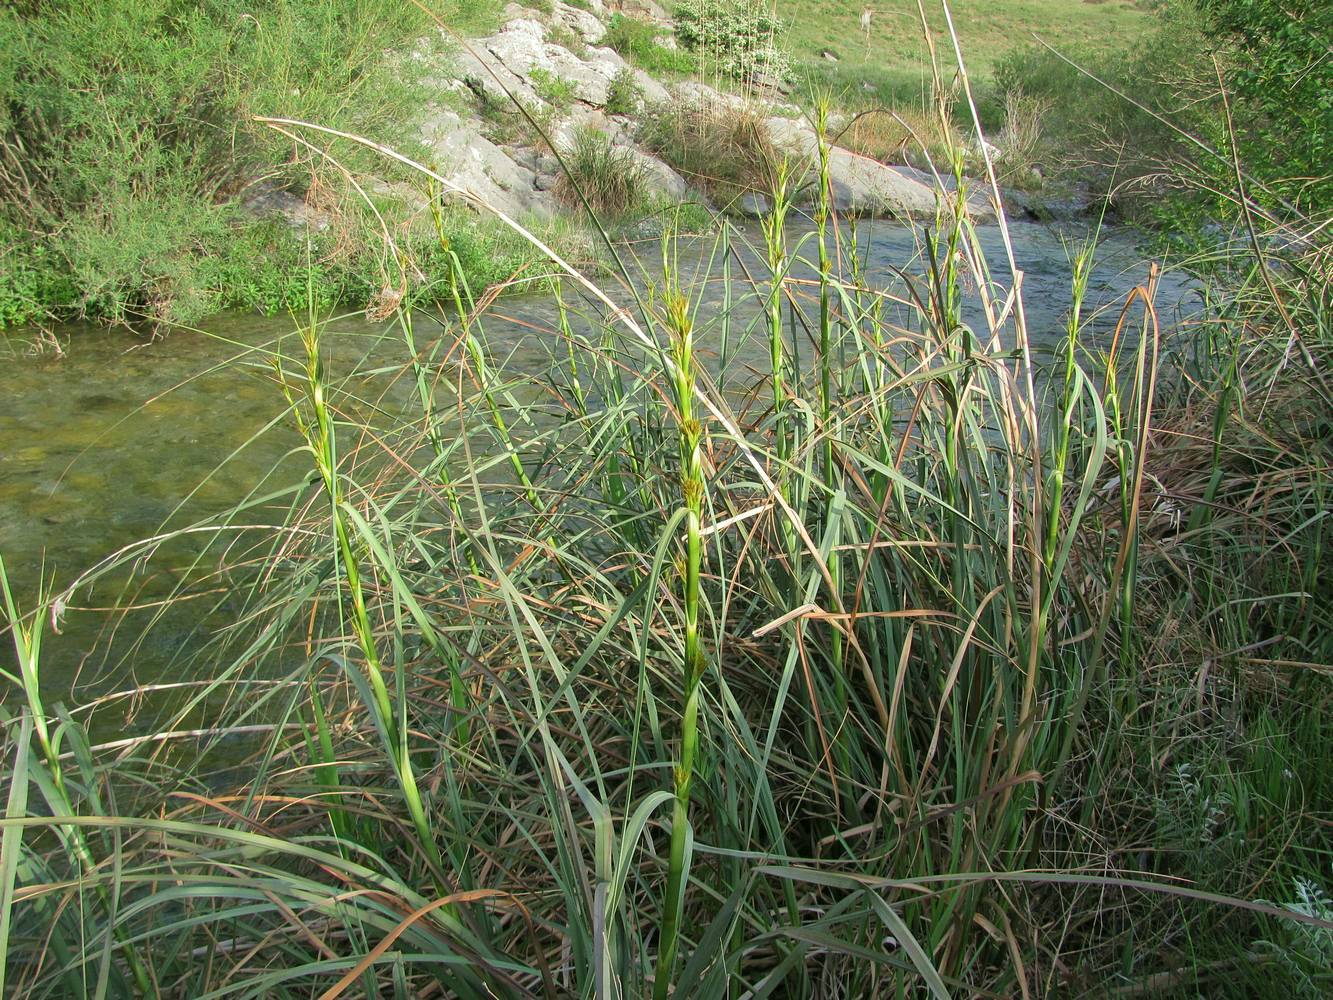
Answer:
[420, 109, 556, 219]
[413, 9, 686, 220]
[766, 117, 997, 222]
[455, 18, 626, 107]
[405, 3, 999, 227]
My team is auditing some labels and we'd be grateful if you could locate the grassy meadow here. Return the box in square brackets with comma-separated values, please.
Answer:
[1, 1, 1331, 997]
[780, 0, 1151, 100]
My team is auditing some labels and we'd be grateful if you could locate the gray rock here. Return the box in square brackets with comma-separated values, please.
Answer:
[552, 105, 628, 148]
[419, 109, 558, 219]
[821, 151, 944, 219]
[448, 37, 539, 107]
[671, 80, 750, 114]
[627, 148, 691, 202]
[893, 165, 999, 223]
[616, 0, 669, 24]
[737, 192, 771, 218]
[240, 180, 327, 230]
[476, 19, 627, 107]
[553, 2, 606, 44]
[633, 68, 670, 106]
[750, 70, 792, 98]
[766, 116, 996, 221]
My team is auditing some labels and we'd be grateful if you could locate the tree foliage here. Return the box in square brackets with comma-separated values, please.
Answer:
[1197, 0, 1332, 212]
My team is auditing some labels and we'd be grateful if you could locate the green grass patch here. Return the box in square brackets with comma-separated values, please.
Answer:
[779, 0, 1151, 87]
[604, 13, 698, 77]
[0, 0, 507, 329]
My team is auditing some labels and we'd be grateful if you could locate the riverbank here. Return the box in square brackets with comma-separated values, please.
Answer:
[1, 0, 1135, 334]
[1, 3, 1329, 997]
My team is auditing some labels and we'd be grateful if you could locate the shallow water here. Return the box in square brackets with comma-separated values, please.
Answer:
[0, 221, 1199, 727]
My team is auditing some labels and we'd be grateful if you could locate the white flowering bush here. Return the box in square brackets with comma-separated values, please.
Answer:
[673, 0, 790, 86]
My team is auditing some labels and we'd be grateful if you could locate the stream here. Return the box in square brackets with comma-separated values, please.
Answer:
[0, 220, 1200, 734]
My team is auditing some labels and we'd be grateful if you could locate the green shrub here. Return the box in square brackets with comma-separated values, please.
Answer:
[0, 224, 77, 328]
[0, 0, 494, 327]
[605, 68, 643, 116]
[673, 0, 790, 84]
[1195, 0, 1332, 214]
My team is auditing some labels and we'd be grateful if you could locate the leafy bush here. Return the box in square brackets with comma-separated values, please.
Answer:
[0, 223, 78, 328]
[603, 14, 696, 76]
[0, 0, 481, 327]
[1195, 0, 1332, 213]
[674, 0, 790, 85]
[605, 68, 643, 116]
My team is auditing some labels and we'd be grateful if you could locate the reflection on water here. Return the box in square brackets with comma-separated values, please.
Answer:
[0, 221, 1199, 726]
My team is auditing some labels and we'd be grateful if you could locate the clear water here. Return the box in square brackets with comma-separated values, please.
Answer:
[0, 221, 1199, 729]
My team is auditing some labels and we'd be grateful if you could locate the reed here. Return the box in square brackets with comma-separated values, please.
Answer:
[0, 4, 1328, 996]
[651, 265, 711, 999]
[0, 557, 152, 995]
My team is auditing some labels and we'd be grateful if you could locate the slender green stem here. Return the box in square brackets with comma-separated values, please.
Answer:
[0, 556, 154, 995]
[653, 284, 709, 1000]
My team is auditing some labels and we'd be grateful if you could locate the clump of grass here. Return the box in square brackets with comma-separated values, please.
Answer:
[992, 87, 1053, 185]
[639, 100, 777, 202]
[528, 66, 577, 110]
[837, 103, 964, 168]
[555, 126, 648, 217]
[605, 67, 642, 116]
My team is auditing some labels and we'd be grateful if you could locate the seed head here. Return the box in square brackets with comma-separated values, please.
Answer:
[682, 478, 703, 507]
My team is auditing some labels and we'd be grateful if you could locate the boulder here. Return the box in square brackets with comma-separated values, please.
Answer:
[613, 0, 669, 24]
[419, 109, 558, 219]
[551, 105, 629, 148]
[766, 116, 997, 221]
[737, 191, 771, 218]
[626, 147, 691, 202]
[671, 80, 750, 114]
[240, 180, 327, 230]
[893, 165, 999, 223]
[633, 68, 670, 106]
[553, 2, 606, 44]
[448, 36, 539, 107]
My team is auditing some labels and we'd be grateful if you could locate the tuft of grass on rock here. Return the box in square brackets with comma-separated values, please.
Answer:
[638, 100, 778, 203]
[555, 126, 648, 218]
[604, 14, 696, 76]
